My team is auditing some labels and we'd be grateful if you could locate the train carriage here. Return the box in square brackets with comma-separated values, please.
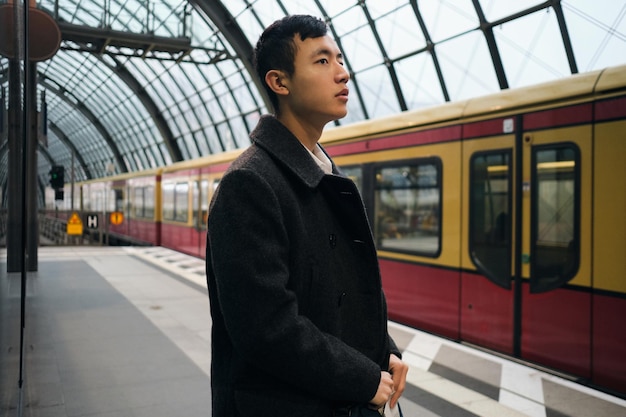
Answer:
[77, 169, 162, 246]
[159, 150, 239, 258]
[125, 169, 163, 246]
[320, 65, 626, 396]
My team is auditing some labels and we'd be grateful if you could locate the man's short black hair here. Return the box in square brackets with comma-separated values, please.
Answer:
[253, 15, 328, 113]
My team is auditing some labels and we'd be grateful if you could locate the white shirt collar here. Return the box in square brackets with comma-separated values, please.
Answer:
[304, 143, 333, 175]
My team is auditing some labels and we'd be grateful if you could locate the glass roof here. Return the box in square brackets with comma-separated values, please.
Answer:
[0, 0, 625, 199]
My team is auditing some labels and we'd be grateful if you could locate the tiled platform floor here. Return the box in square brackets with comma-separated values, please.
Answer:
[1, 246, 624, 417]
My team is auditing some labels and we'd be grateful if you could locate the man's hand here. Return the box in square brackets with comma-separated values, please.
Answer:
[388, 354, 408, 408]
[370, 371, 394, 408]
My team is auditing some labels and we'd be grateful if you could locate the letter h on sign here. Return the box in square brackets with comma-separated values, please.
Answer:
[86, 214, 98, 229]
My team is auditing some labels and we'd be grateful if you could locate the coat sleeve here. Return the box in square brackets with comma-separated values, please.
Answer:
[208, 168, 381, 404]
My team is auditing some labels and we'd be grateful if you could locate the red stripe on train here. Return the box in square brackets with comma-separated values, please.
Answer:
[327, 125, 461, 156]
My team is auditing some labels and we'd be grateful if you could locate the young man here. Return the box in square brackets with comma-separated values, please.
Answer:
[206, 15, 408, 417]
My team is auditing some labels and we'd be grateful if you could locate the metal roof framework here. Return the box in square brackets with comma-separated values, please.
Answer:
[0, 0, 625, 198]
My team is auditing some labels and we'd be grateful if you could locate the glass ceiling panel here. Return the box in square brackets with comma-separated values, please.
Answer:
[355, 64, 401, 119]
[396, 53, 445, 109]
[317, 1, 353, 17]
[175, 137, 191, 160]
[496, 10, 571, 89]
[231, 74, 260, 115]
[38, 50, 160, 177]
[374, 4, 427, 60]
[418, 0, 478, 43]
[437, 30, 499, 100]
[46, 132, 74, 167]
[283, 1, 318, 17]
[228, 116, 251, 149]
[342, 96, 366, 126]
[203, 125, 221, 154]
[480, 0, 546, 22]
[256, 0, 288, 17]
[563, 0, 626, 72]
[1, 0, 625, 199]
[32, 0, 264, 177]
[223, 3, 267, 46]
[364, 0, 407, 19]
[333, 7, 379, 73]
[216, 122, 235, 151]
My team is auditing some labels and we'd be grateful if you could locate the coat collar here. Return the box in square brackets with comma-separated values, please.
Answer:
[250, 115, 333, 188]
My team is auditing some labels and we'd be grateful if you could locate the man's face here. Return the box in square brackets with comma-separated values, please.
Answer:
[284, 34, 350, 126]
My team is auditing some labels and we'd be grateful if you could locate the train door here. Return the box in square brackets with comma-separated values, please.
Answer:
[520, 120, 591, 378]
[461, 112, 591, 378]
[192, 179, 203, 257]
[196, 178, 209, 258]
[461, 122, 516, 354]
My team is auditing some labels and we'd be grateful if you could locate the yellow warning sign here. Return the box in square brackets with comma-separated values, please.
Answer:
[110, 211, 124, 226]
[66, 212, 83, 235]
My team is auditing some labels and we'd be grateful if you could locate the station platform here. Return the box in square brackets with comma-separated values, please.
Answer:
[1, 246, 625, 417]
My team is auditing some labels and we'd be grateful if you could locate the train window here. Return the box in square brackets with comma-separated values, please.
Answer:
[341, 166, 363, 195]
[114, 188, 124, 212]
[82, 186, 91, 211]
[162, 183, 175, 221]
[469, 151, 512, 289]
[92, 189, 104, 212]
[133, 187, 144, 218]
[200, 179, 209, 229]
[530, 144, 580, 293]
[144, 186, 155, 219]
[174, 182, 189, 222]
[132, 186, 154, 219]
[374, 160, 441, 256]
[192, 181, 200, 227]
[107, 189, 116, 212]
[163, 182, 189, 222]
[73, 186, 81, 211]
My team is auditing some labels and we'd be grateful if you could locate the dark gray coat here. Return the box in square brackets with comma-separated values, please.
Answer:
[206, 115, 398, 417]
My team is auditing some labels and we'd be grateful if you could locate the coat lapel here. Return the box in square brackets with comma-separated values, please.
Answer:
[251, 115, 327, 189]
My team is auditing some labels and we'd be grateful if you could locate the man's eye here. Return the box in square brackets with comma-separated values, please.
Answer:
[318, 58, 329, 64]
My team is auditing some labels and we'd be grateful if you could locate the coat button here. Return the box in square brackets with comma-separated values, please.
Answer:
[338, 292, 347, 306]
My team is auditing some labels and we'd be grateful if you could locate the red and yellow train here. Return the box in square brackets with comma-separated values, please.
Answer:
[48, 64, 626, 397]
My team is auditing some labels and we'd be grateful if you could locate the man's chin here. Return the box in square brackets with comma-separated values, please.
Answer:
[331, 110, 348, 122]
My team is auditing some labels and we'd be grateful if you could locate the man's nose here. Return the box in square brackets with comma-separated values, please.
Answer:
[336, 63, 350, 83]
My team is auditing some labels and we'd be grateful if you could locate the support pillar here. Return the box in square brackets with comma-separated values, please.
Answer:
[1, 0, 61, 272]
[6, 58, 23, 273]
[6, 58, 38, 273]
[26, 61, 38, 271]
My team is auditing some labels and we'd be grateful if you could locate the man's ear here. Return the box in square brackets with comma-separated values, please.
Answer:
[265, 70, 289, 96]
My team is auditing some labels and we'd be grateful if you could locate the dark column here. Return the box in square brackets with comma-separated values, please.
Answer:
[26, 61, 38, 271]
[6, 58, 23, 273]
[6, 57, 37, 273]
[2, 1, 60, 272]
